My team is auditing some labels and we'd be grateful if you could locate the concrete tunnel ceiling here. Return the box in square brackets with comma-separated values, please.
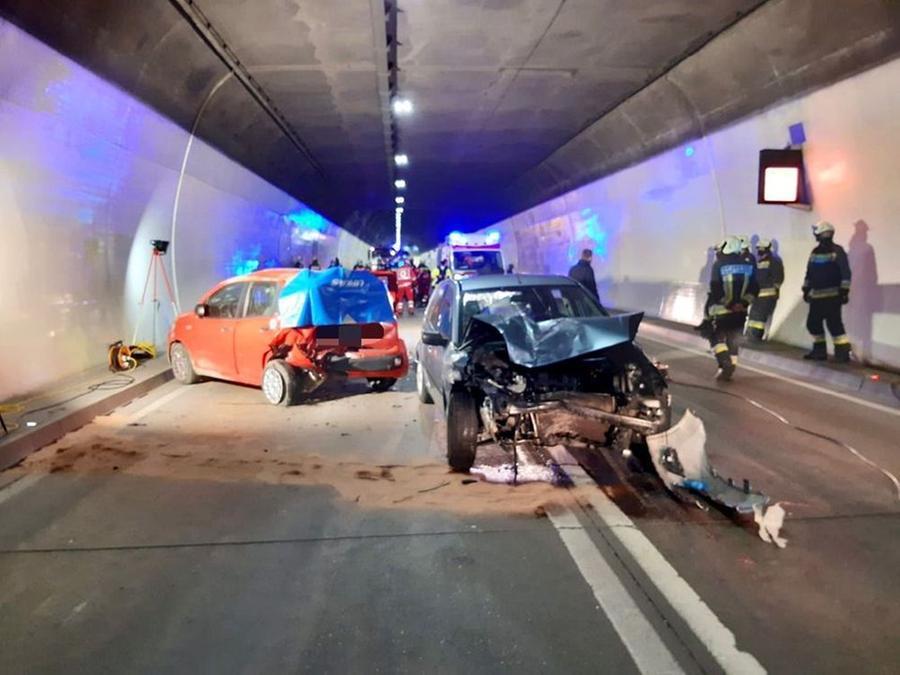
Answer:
[1, 0, 899, 249]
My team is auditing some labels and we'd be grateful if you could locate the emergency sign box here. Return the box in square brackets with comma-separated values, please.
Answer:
[757, 149, 809, 205]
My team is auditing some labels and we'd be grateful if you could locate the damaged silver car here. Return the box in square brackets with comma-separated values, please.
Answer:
[415, 274, 671, 472]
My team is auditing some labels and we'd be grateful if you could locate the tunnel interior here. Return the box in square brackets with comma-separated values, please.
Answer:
[1, 0, 899, 392]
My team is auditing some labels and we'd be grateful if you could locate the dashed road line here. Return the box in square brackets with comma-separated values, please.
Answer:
[0, 474, 45, 507]
[638, 328, 900, 418]
[117, 385, 189, 426]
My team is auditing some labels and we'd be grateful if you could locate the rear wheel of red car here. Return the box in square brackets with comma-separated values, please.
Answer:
[170, 343, 200, 384]
[447, 390, 478, 473]
[262, 360, 302, 406]
[368, 378, 397, 393]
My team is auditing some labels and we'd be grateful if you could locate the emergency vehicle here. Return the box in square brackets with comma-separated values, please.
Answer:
[438, 231, 505, 279]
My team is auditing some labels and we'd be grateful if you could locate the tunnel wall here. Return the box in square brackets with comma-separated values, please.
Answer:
[476, 56, 900, 370]
[0, 21, 370, 401]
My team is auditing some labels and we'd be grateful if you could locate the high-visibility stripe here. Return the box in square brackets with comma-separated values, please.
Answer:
[758, 288, 777, 298]
[746, 320, 767, 330]
[713, 343, 729, 354]
[840, 280, 851, 289]
[812, 334, 827, 344]
[809, 288, 840, 299]
[710, 305, 731, 316]
[833, 335, 850, 345]
[731, 356, 738, 365]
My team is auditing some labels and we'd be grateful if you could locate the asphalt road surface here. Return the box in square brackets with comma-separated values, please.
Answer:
[1, 317, 898, 674]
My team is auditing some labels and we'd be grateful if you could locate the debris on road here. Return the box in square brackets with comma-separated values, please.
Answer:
[754, 503, 788, 548]
[647, 410, 778, 539]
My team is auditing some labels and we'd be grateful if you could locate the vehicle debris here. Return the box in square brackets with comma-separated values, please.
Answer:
[647, 410, 785, 545]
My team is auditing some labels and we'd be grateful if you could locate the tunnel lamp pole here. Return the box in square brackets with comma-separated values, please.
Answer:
[395, 207, 403, 251]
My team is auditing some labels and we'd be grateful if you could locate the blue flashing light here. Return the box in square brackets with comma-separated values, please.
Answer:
[285, 209, 328, 232]
[448, 231, 466, 246]
[684, 145, 695, 158]
[574, 208, 608, 259]
[484, 230, 501, 245]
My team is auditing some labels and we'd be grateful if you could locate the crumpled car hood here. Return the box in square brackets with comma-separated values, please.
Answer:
[463, 306, 644, 368]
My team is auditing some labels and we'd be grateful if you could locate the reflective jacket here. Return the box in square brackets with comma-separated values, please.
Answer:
[756, 253, 784, 299]
[802, 241, 851, 300]
[708, 253, 758, 317]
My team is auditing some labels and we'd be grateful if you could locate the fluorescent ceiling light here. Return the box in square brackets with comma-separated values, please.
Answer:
[392, 98, 413, 115]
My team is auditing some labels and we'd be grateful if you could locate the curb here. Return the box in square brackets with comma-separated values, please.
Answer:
[0, 367, 173, 472]
[637, 321, 900, 407]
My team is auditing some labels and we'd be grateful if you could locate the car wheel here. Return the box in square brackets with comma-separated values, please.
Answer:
[170, 343, 200, 384]
[262, 360, 301, 406]
[416, 361, 434, 404]
[447, 389, 478, 473]
[368, 378, 397, 393]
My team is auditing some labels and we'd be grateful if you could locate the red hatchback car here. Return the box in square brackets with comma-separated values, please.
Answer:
[167, 268, 408, 405]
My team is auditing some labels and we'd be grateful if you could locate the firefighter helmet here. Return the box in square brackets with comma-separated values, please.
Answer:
[721, 235, 742, 255]
[813, 221, 835, 238]
[757, 238, 772, 251]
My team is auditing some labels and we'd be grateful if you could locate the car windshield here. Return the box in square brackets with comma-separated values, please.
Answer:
[453, 250, 503, 273]
[461, 284, 605, 329]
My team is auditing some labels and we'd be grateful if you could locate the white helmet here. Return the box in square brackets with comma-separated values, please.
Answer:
[757, 238, 772, 251]
[738, 235, 751, 251]
[813, 221, 835, 237]
[721, 235, 742, 255]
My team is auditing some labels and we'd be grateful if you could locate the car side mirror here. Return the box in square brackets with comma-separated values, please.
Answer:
[195, 303, 209, 318]
[421, 330, 449, 347]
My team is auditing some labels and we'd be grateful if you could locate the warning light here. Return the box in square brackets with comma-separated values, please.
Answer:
[869, 374, 881, 382]
[758, 149, 808, 205]
[763, 167, 799, 202]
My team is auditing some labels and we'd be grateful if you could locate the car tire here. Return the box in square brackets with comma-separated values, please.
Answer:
[170, 343, 200, 384]
[447, 389, 478, 473]
[262, 360, 302, 406]
[416, 361, 434, 404]
[368, 378, 397, 393]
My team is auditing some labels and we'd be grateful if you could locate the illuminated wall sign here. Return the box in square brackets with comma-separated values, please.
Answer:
[757, 149, 809, 205]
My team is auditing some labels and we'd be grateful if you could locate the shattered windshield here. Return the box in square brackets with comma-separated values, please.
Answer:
[461, 284, 604, 330]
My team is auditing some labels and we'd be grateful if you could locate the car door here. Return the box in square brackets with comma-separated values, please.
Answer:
[233, 280, 280, 386]
[422, 283, 455, 403]
[191, 282, 247, 379]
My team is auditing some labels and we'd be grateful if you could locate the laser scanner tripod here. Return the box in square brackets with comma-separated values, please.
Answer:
[131, 239, 178, 349]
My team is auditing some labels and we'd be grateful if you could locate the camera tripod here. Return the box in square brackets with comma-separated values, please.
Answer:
[131, 242, 178, 348]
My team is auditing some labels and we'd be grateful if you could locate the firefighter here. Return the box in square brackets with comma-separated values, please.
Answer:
[706, 235, 758, 381]
[395, 259, 416, 316]
[802, 221, 852, 362]
[745, 239, 784, 342]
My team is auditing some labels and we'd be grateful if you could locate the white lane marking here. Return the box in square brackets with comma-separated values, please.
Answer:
[0, 474, 45, 507]
[548, 506, 685, 675]
[120, 385, 189, 425]
[639, 328, 900, 418]
[550, 446, 766, 675]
